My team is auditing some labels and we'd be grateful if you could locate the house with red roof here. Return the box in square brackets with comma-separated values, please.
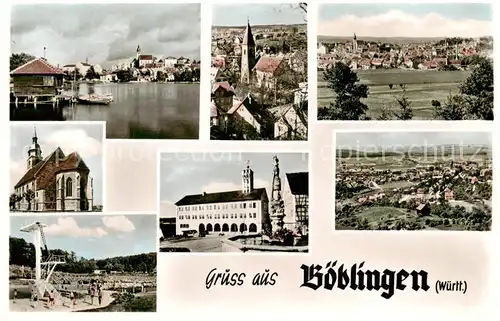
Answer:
[212, 81, 234, 112]
[252, 56, 292, 90]
[10, 57, 64, 99]
[13, 129, 94, 212]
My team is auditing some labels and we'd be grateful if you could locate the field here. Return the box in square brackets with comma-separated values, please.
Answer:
[335, 206, 468, 231]
[318, 69, 471, 120]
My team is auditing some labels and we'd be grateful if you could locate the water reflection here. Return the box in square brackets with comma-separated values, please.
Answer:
[64, 83, 199, 139]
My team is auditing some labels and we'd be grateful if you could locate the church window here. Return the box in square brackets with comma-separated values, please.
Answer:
[66, 178, 73, 197]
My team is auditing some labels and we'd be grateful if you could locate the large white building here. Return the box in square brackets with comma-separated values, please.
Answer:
[175, 164, 269, 235]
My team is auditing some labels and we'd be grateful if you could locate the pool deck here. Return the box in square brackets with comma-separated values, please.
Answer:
[9, 290, 115, 312]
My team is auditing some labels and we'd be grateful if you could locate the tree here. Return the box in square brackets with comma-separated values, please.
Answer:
[377, 106, 393, 120]
[116, 69, 134, 82]
[393, 84, 413, 120]
[319, 62, 369, 120]
[104, 262, 114, 272]
[459, 58, 493, 120]
[216, 39, 234, 56]
[433, 94, 467, 120]
[9, 193, 19, 210]
[432, 58, 493, 120]
[10, 53, 35, 71]
[23, 189, 35, 211]
[156, 71, 166, 82]
[85, 66, 99, 80]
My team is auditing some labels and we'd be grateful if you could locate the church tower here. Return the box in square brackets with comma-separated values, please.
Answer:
[352, 33, 358, 52]
[27, 127, 42, 170]
[240, 19, 256, 84]
[242, 161, 254, 194]
[136, 44, 141, 60]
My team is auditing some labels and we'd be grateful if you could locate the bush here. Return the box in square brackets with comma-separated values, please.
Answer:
[272, 228, 295, 246]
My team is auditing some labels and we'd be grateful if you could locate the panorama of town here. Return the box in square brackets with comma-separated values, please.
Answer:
[210, 5, 308, 140]
[317, 4, 494, 121]
[335, 134, 493, 231]
[318, 35, 494, 121]
[59, 48, 200, 84]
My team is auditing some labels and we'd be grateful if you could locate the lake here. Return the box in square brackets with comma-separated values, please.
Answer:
[64, 82, 200, 139]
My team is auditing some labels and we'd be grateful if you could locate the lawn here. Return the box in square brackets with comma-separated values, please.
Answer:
[379, 181, 416, 190]
[356, 206, 407, 221]
[318, 69, 471, 120]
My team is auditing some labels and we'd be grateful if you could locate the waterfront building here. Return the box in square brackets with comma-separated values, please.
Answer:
[10, 57, 64, 104]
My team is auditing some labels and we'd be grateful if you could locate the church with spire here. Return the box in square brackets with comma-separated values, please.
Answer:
[240, 19, 257, 84]
[13, 128, 94, 212]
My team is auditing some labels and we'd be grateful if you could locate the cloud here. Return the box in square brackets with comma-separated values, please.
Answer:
[163, 163, 206, 183]
[160, 200, 176, 218]
[101, 215, 136, 233]
[201, 178, 270, 195]
[318, 10, 493, 37]
[10, 160, 25, 190]
[11, 4, 201, 67]
[43, 129, 102, 160]
[44, 217, 108, 238]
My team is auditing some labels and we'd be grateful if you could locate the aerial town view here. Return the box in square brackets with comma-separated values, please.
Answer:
[9, 215, 157, 312]
[317, 3, 493, 120]
[335, 131, 492, 231]
[159, 152, 309, 252]
[9, 123, 103, 213]
[10, 4, 201, 139]
[210, 3, 308, 140]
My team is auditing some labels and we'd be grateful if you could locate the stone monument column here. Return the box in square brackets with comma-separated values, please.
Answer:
[269, 156, 285, 233]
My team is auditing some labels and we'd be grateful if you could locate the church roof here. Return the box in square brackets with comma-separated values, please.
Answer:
[286, 172, 308, 196]
[14, 148, 90, 189]
[175, 188, 267, 206]
[242, 21, 255, 47]
[11, 58, 64, 76]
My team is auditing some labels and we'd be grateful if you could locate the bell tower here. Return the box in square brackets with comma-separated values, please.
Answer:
[242, 160, 254, 194]
[27, 126, 43, 170]
[240, 19, 256, 84]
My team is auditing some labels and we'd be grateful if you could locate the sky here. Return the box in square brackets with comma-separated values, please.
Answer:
[336, 132, 492, 150]
[213, 3, 306, 26]
[318, 3, 493, 37]
[159, 152, 309, 218]
[10, 215, 157, 259]
[11, 4, 201, 68]
[10, 123, 103, 206]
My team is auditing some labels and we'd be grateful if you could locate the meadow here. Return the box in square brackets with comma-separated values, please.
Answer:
[317, 69, 471, 120]
[335, 205, 468, 231]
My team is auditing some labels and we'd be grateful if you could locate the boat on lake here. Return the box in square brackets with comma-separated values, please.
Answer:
[76, 93, 113, 105]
